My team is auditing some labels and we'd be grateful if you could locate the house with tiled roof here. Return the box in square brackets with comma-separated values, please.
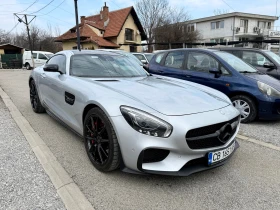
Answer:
[55, 3, 146, 52]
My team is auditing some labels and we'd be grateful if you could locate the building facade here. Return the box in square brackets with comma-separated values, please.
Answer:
[184, 12, 279, 50]
[56, 4, 146, 52]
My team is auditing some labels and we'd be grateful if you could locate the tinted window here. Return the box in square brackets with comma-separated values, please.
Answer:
[242, 51, 271, 66]
[32, 53, 37, 59]
[39, 53, 48, 60]
[265, 51, 280, 65]
[47, 55, 66, 74]
[70, 54, 147, 77]
[187, 52, 219, 72]
[164, 51, 184, 69]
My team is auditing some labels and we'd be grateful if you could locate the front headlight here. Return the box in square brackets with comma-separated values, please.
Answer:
[257, 81, 280, 97]
[120, 106, 173, 138]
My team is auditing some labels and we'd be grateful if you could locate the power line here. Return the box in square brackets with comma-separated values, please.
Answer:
[38, 0, 66, 16]
[18, 0, 38, 13]
[221, 0, 235, 12]
[107, 0, 121, 9]
[29, 0, 55, 15]
[6, 22, 20, 36]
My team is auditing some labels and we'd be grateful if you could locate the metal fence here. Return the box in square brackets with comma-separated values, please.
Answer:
[0, 54, 23, 69]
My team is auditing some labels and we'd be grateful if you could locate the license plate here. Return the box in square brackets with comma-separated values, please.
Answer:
[208, 141, 235, 165]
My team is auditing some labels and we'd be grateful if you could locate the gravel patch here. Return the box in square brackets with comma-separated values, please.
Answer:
[239, 120, 280, 147]
[0, 98, 65, 210]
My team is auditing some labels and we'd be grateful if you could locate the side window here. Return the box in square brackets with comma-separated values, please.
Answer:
[38, 53, 48, 60]
[221, 66, 230, 75]
[32, 53, 37, 59]
[164, 51, 184, 69]
[155, 53, 164, 64]
[47, 55, 66, 74]
[187, 52, 219, 72]
[242, 51, 271, 66]
[134, 54, 145, 61]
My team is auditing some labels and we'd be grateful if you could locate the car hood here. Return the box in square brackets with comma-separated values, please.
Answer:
[84, 76, 230, 116]
[245, 73, 280, 91]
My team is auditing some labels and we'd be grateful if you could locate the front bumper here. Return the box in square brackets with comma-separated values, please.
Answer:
[110, 105, 240, 175]
[258, 98, 280, 120]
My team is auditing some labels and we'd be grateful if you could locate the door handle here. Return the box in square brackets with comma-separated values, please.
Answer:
[185, 74, 192, 78]
[40, 73, 46, 78]
[158, 70, 164, 73]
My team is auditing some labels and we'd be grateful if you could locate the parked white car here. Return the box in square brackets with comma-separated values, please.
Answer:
[23, 50, 53, 70]
[132, 53, 154, 64]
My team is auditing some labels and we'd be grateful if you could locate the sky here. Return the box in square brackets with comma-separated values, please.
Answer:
[1, 0, 280, 36]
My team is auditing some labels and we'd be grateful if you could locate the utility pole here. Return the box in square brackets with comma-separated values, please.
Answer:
[74, 0, 81, 51]
[14, 13, 36, 68]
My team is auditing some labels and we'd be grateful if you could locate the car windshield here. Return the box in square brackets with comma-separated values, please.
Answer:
[265, 51, 280, 65]
[214, 51, 258, 73]
[144, 54, 154, 61]
[45, 54, 53, 59]
[70, 54, 148, 77]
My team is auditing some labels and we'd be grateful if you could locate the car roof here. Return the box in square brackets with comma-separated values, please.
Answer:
[212, 47, 267, 52]
[69, 50, 123, 56]
[26, 51, 53, 54]
[154, 48, 219, 53]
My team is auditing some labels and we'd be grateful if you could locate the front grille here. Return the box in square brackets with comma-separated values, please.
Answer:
[186, 116, 239, 149]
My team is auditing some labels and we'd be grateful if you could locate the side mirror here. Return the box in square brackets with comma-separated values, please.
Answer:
[143, 64, 149, 71]
[43, 64, 62, 74]
[141, 59, 148, 64]
[209, 67, 221, 78]
[263, 62, 275, 69]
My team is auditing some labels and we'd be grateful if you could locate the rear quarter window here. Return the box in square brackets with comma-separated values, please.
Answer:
[155, 53, 165, 64]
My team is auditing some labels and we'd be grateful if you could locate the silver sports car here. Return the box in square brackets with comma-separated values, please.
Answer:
[29, 50, 240, 176]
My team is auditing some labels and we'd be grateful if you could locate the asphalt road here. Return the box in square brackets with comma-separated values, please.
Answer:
[0, 98, 65, 210]
[0, 70, 280, 210]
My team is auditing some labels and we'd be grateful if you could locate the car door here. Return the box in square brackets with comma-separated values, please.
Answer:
[38, 53, 49, 67]
[149, 51, 186, 78]
[32, 53, 40, 67]
[184, 51, 231, 94]
[39, 54, 67, 119]
[241, 51, 279, 78]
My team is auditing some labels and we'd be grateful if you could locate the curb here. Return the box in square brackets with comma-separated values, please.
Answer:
[0, 87, 94, 210]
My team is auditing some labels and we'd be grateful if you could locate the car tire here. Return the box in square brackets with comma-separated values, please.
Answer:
[29, 80, 45, 113]
[231, 95, 257, 123]
[84, 107, 121, 172]
[26, 63, 31, 70]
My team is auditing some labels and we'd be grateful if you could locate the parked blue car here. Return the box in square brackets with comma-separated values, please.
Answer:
[148, 49, 280, 123]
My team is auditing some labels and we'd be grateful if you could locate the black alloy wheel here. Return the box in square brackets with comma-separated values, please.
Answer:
[84, 108, 120, 172]
[29, 80, 45, 113]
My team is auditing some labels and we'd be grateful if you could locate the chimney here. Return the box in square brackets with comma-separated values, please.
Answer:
[80, 16, 85, 24]
[102, 2, 109, 22]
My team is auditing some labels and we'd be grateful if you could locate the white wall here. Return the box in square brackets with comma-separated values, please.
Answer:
[195, 16, 276, 42]
[196, 17, 234, 41]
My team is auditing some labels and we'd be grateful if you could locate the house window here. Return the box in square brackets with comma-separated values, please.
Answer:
[187, 24, 195, 32]
[125, 28, 134, 41]
[129, 46, 136, 52]
[70, 29, 76, 33]
[72, 46, 77, 50]
[211, 21, 224, 29]
[258, 21, 266, 29]
[268, 22, 271, 29]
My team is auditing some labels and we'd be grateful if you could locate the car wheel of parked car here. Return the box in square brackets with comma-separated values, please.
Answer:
[231, 95, 257, 123]
[26, 63, 32, 70]
[84, 107, 121, 172]
[29, 80, 45, 113]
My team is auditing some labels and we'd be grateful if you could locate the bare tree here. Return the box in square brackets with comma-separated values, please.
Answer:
[135, 0, 169, 52]
[154, 7, 201, 50]
[0, 29, 12, 44]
